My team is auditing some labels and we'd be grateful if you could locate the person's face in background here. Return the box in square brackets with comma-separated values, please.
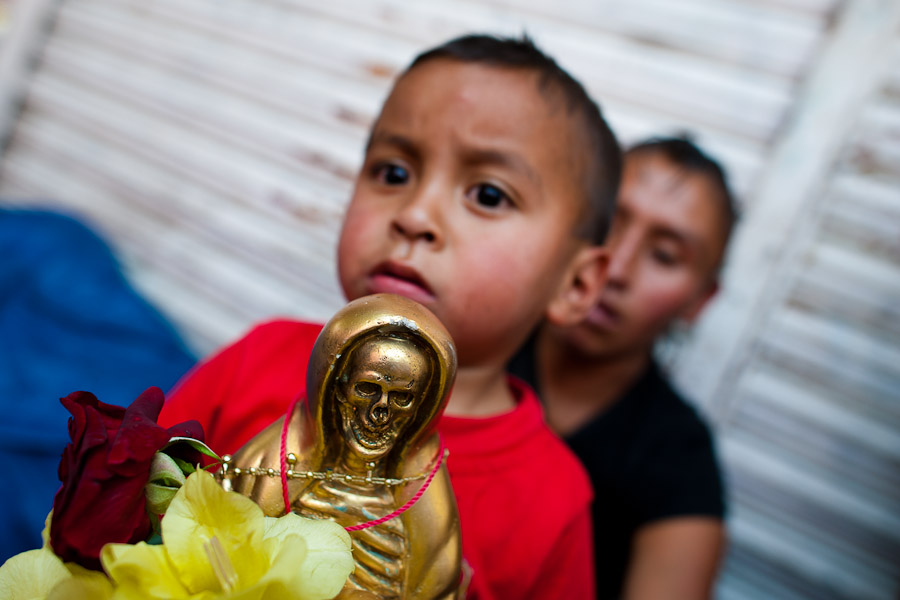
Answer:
[561, 150, 731, 360]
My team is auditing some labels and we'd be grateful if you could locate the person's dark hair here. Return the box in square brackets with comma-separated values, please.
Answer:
[406, 34, 622, 245]
[627, 136, 738, 253]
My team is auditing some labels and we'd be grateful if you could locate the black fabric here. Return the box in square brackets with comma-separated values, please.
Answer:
[508, 334, 726, 600]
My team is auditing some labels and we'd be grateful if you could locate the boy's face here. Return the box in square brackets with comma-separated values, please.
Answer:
[338, 59, 587, 366]
[560, 151, 728, 359]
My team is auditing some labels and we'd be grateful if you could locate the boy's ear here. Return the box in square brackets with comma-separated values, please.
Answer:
[546, 246, 609, 327]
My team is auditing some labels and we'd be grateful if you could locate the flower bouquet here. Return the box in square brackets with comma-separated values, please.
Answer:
[0, 388, 354, 600]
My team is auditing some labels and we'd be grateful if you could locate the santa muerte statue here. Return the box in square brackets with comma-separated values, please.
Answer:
[221, 294, 463, 599]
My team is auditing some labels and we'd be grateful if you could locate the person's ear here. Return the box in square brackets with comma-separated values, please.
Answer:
[681, 280, 719, 323]
[546, 246, 609, 327]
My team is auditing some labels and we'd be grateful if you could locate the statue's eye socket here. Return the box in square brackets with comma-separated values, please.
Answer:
[390, 391, 413, 407]
[354, 382, 381, 397]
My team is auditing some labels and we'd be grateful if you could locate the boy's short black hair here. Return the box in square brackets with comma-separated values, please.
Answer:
[407, 34, 622, 245]
[627, 136, 738, 253]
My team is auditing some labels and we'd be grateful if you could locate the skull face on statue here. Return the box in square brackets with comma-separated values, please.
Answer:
[336, 335, 429, 462]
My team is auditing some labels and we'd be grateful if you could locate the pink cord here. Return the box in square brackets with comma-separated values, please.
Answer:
[278, 393, 446, 530]
[279, 392, 303, 516]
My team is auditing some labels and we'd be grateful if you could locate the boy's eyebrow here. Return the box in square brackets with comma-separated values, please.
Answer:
[463, 148, 542, 186]
[654, 227, 708, 258]
[366, 132, 420, 162]
[367, 131, 541, 185]
[655, 227, 691, 245]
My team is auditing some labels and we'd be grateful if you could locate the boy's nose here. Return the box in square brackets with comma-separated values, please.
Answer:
[606, 234, 639, 290]
[391, 183, 444, 246]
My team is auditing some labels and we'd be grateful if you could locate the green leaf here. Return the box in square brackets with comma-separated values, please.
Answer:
[147, 453, 186, 487]
[147, 512, 162, 537]
[164, 437, 221, 461]
[172, 457, 196, 475]
[145, 482, 180, 516]
[149, 473, 183, 487]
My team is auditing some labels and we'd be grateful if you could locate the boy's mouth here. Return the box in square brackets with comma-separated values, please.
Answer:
[584, 300, 621, 331]
[368, 261, 435, 303]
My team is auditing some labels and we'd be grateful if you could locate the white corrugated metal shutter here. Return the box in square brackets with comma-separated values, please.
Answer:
[0, 0, 896, 598]
[670, 3, 900, 597]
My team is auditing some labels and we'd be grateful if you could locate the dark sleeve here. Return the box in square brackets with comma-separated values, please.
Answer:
[633, 410, 726, 524]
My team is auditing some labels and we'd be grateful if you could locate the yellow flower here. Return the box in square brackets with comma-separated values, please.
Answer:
[264, 514, 358, 599]
[47, 565, 114, 600]
[101, 469, 354, 599]
[0, 548, 70, 600]
[0, 546, 111, 600]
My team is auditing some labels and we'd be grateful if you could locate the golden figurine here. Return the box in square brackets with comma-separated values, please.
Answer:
[221, 294, 461, 599]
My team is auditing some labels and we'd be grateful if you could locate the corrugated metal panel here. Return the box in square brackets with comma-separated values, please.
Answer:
[692, 10, 900, 597]
[0, 0, 896, 598]
[0, 0, 59, 142]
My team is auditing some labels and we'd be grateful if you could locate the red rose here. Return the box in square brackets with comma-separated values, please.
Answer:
[49, 387, 204, 570]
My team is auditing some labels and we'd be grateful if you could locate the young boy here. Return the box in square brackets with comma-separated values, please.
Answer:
[160, 34, 621, 599]
[509, 137, 735, 599]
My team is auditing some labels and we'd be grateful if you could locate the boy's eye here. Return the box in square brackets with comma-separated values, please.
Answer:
[651, 247, 679, 267]
[374, 163, 410, 185]
[469, 183, 512, 210]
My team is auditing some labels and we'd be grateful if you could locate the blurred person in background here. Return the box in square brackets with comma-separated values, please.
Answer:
[509, 137, 737, 599]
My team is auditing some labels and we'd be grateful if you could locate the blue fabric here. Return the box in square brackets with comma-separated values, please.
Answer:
[0, 208, 196, 562]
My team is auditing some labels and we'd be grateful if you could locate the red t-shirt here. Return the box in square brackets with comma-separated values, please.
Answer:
[160, 320, 594, 599]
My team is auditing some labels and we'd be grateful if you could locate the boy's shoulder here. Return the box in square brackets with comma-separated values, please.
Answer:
[199, 318, 324, 382]
[241, 318, 324, 346]
[437, 378, 593, 597]
[438, 376, 592, 502]
[161, 318, 324, 452]
[512, 378, 593, 503]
